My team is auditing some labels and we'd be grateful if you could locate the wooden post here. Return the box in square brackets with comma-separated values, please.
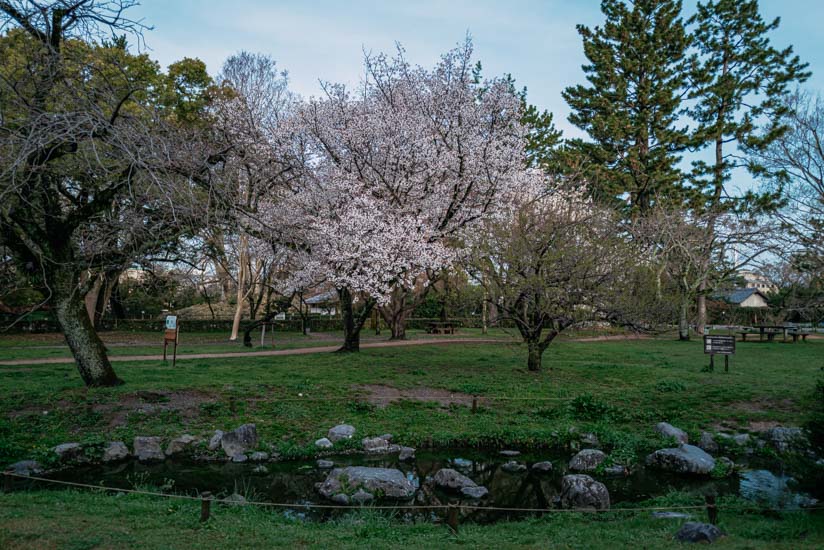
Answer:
[709, 354, 714, 372]
[200, 491, 212, 522]
[724, 355, 729, 373]
[3, 473, 12, 492]
[472, 397, 477, 414]
[446, 504, 459, 534]
[705, 494, 717, 525]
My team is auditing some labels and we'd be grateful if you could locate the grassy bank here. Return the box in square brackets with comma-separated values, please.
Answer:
[1, 338, 821, 466]
[1, 490, 822, 549]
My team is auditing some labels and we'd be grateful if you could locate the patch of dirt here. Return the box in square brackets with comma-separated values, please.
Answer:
[730, 398, 798, 414]
[745, 420, 784, 432]
[94, 389, 217, 428]
[353, 384, 479, 409]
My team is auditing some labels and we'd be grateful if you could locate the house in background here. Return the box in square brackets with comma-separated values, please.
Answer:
[717, 287, 770, 308]
[737, 270, 777, 294]
[304, 290, 339, 316]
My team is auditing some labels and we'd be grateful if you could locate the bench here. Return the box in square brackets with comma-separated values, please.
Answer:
[760, 330, 780, 342]
[736, 330, 755, 342]
[427, 322, 457, 335]
[787, 331, 811, 343]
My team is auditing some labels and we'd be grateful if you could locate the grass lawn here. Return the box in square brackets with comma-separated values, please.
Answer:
[0, 337, 822, 548]
[0, 328, 519, 361]
[1, 490, 823, 549]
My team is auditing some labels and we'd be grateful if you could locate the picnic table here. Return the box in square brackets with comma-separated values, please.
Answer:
[427, 321, 457, 335]
[752, 325, 810, 343]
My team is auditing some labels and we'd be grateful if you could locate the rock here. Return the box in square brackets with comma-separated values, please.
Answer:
[604, 464, 628, 477]
[253, 465, 269, 474]
[327, 424, 356, 443]
[102, 441, 129, 463]
[432, 468, 478, 490]
[501, 460, 527, 473]
[698, 432, 719, 453]
[568, 449, 607, 472]
[223, 493, 247, 505]
[461, 485, 489, 499]
[763, 427, 805, 453]
[655, 422, 688, 444]
[317, 459, 335, 469]
[398, 447, 416, 461]
[646, 444, 715, 475]
[249, 452, 269, 462]
[315, 437, 333, 449]
[362, 436, 390, 453]
[318, 467, 416, 501]
[133, 436, 165, 462]
[221, 424, 258, 458]
[652, 511, 692, 519]
[52, 443, 84, 463]
[733, 433, 751, 446]
[582, 433, 600, 448]
[351, 489, 375, 505]
[718, 456, 735, 470]
[207, 430, 224, 451]
[6, 460, 43, 476]
[378, 433, 393, 442]
[500, 450, 521, 457]
[675, 522, 724, 543]
[165, 434, 197, 456]
[231, 453, 248, 463]
[331, 493, 350, 505]
[559, 474, 610, 510]
[532, 461, 554, 473]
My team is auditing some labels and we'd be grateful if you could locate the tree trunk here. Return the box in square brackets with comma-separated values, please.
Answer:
[53, 270, 122, 387]
[337, 287, 374, 353]
[378, 291, 408, 340]
[696, 288, 707, 335]
[526, 339, 543, 372]
[678, 297, 690, 341]
[229, 235, 249, 341]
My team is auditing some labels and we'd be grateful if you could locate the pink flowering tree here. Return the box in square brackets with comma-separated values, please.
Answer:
[264, 40, 528, 350]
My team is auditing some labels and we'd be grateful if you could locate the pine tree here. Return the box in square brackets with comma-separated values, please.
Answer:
[563, 0, 692, 215]
[687, 0, 809, 332]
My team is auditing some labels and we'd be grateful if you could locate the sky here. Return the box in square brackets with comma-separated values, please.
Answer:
[132, 0, 824, 142]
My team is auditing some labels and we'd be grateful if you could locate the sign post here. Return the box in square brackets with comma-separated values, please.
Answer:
[163, 315, 179, 367]
[703, 335, 735, 372]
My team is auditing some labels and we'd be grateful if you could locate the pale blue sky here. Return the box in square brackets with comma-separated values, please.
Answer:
[134, 0, 824, 144]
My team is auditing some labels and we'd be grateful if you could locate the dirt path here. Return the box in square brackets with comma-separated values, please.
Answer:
[0, 338, 507, 366]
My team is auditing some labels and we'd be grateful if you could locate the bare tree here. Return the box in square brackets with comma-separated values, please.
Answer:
[467, 175, 630, 372]
[0, 1, 216, 386]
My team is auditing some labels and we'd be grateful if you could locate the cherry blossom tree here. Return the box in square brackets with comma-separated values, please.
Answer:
[260, 40, 529, 351]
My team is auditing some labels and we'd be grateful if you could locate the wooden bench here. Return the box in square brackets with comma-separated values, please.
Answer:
[427, 322, 457, 335]
[787, 331, 811, 343]
[736, 330, 756, 342]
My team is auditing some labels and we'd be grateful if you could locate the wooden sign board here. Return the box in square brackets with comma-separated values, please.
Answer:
[703, 334, 734, 373]
[163, 316, 179, 366]
[703, 335, 735, 355]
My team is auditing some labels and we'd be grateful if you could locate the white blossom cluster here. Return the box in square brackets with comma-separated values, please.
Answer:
[257, 40, 530, 304]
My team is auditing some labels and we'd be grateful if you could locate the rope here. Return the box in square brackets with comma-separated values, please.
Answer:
[4, 472, 822, 514]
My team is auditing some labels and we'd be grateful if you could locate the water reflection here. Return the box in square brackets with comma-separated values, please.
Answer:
[40, 449, 817, 523]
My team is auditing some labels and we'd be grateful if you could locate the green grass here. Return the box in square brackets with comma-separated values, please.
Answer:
[1, 338, 821, 465]
[1, 490, 822, 549]
[0, 328, 518, 361]
[1, 337, 822, 548]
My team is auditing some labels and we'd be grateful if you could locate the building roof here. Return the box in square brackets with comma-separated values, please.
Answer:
[714, 287, 768, 305]
[305, 290, 338, 305]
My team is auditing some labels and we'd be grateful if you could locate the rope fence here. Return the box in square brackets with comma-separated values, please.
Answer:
[3, 471, 822, 533]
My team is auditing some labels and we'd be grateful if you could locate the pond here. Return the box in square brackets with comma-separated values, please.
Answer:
[22, 449, 820, 523]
